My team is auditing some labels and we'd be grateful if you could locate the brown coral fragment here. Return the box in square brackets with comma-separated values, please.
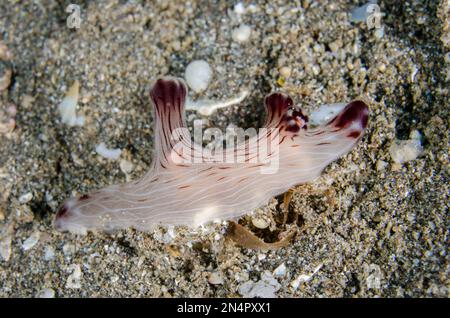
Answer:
[0, 68, 11, 92]
[226, 221, 296, 251]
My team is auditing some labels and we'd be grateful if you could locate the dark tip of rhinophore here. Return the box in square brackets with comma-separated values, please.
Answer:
[79, 194, 90, 201]
[265, 92, 293, 113]
[54, 203, 69, 231]
[333, 100, 369, 129]
[56, 204, 68, 219]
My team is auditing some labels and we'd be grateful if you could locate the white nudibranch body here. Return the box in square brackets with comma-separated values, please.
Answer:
[54, 77, 369, 234]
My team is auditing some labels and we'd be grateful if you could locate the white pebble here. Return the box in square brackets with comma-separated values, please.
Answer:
[120, 159, 133, 174]
[291, 264, 323, 290]
[66, 264, 82, 289]
[234, 3, 246, 15]
[208, 272, 224, 285]
[19, 192, 33, 204]
[58, 81, 84, 127]
[374, 26, 385, 39]
[96, 142, 122, 160]
[184, 60, 213, 93]
[44, 246, 55, 261]
[232, 24, 252, 43]
[22, 231, 40, 251]
[389, 131, 423, 164]
[273, 263, 287, 277]
[36, 288, 55, 298]
[376, 160, 388, 172]
[63, 243, 76, 256]
[0, 233, 12, 261]
[350, 1, 378, 23]
[238, 271, 280, 298]
[279, 66, 292, 78]
[291, 274, 311, 289]
[252, 217, 269, 229]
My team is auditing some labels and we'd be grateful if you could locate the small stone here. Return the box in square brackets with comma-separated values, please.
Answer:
[185, 60, 213, 93]
[208, 272, 224, 285]
[273, 263, 287, 277]
[389, 132, 423, 164]
[19, 192, 33, 204]
[36, 288, 55, 298]
[252, 217, 269, 229]
[111, 275, 120, 283]
[0, 231, 12, 261]
[59, 81, 84, 127]
[234, 3, 246, 15]
[279, 66, 292, 78]
[377, 63, 386, 73]
[257, 253, 266, 261]
[291, 264, 322, 290]
[374, 26, 385, 39]
[276, 77, 285, 87]
[232, 24, 252, 43]
[15, 205, 34, 223]
[22, 231, 40, 251]
[120, 159, 133, 174]
[328, 40, 342, 53]
[376, 160, 388, 172]
[311, 64, 320, 76]
[0, 67, 11, 92]
[291, 274, 311, 290]
[96, 142, 122, 160]
[365, 264, 382, 290]
[66, 264, 82, 289]
[63, 243, 76, 256]
[238, 271, 281, 298]
[44, 246, 55, 261]
[0, 42, 13, 60]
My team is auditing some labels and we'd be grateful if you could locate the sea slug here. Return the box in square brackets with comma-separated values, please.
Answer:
[55, 77, 369, 234]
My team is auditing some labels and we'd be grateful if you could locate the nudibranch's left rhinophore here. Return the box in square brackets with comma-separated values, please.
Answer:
[55, 77, 369, 234]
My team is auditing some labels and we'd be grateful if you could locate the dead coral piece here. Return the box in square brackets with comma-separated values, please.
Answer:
[226, 221, 296, 251]
[0, 67, 12, 92]
[0, 104, 16, 134]
[0, 42, 13, 61]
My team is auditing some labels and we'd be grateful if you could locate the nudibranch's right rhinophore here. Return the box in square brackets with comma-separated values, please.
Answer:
[55, 77, 369, 234]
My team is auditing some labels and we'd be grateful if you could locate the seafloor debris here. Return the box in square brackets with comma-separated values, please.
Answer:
[238, 271, 281, 298]
[0, 222, 13, 262]
[0, 103, 16, 134]
[21, 231, 40, 251]
[232, 24, 252, 43]
[389, 130, 423, 164]
[0, 41, 13, 61]
[35, 288, 55, 298]
[95, 142, 122, 160]
[226, 221, 296, 251]
[290, 263, 323, 290]
[0, 42, 12, 92]
[185, 89, 249, 116]
[0, 67, 12, 92]
[66, 264, 82, 289]
[184, 60, 212, 93]
[58, 81, 84, 126]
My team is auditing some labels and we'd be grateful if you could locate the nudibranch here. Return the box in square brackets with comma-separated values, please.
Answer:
[55, 77, 369, 234]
